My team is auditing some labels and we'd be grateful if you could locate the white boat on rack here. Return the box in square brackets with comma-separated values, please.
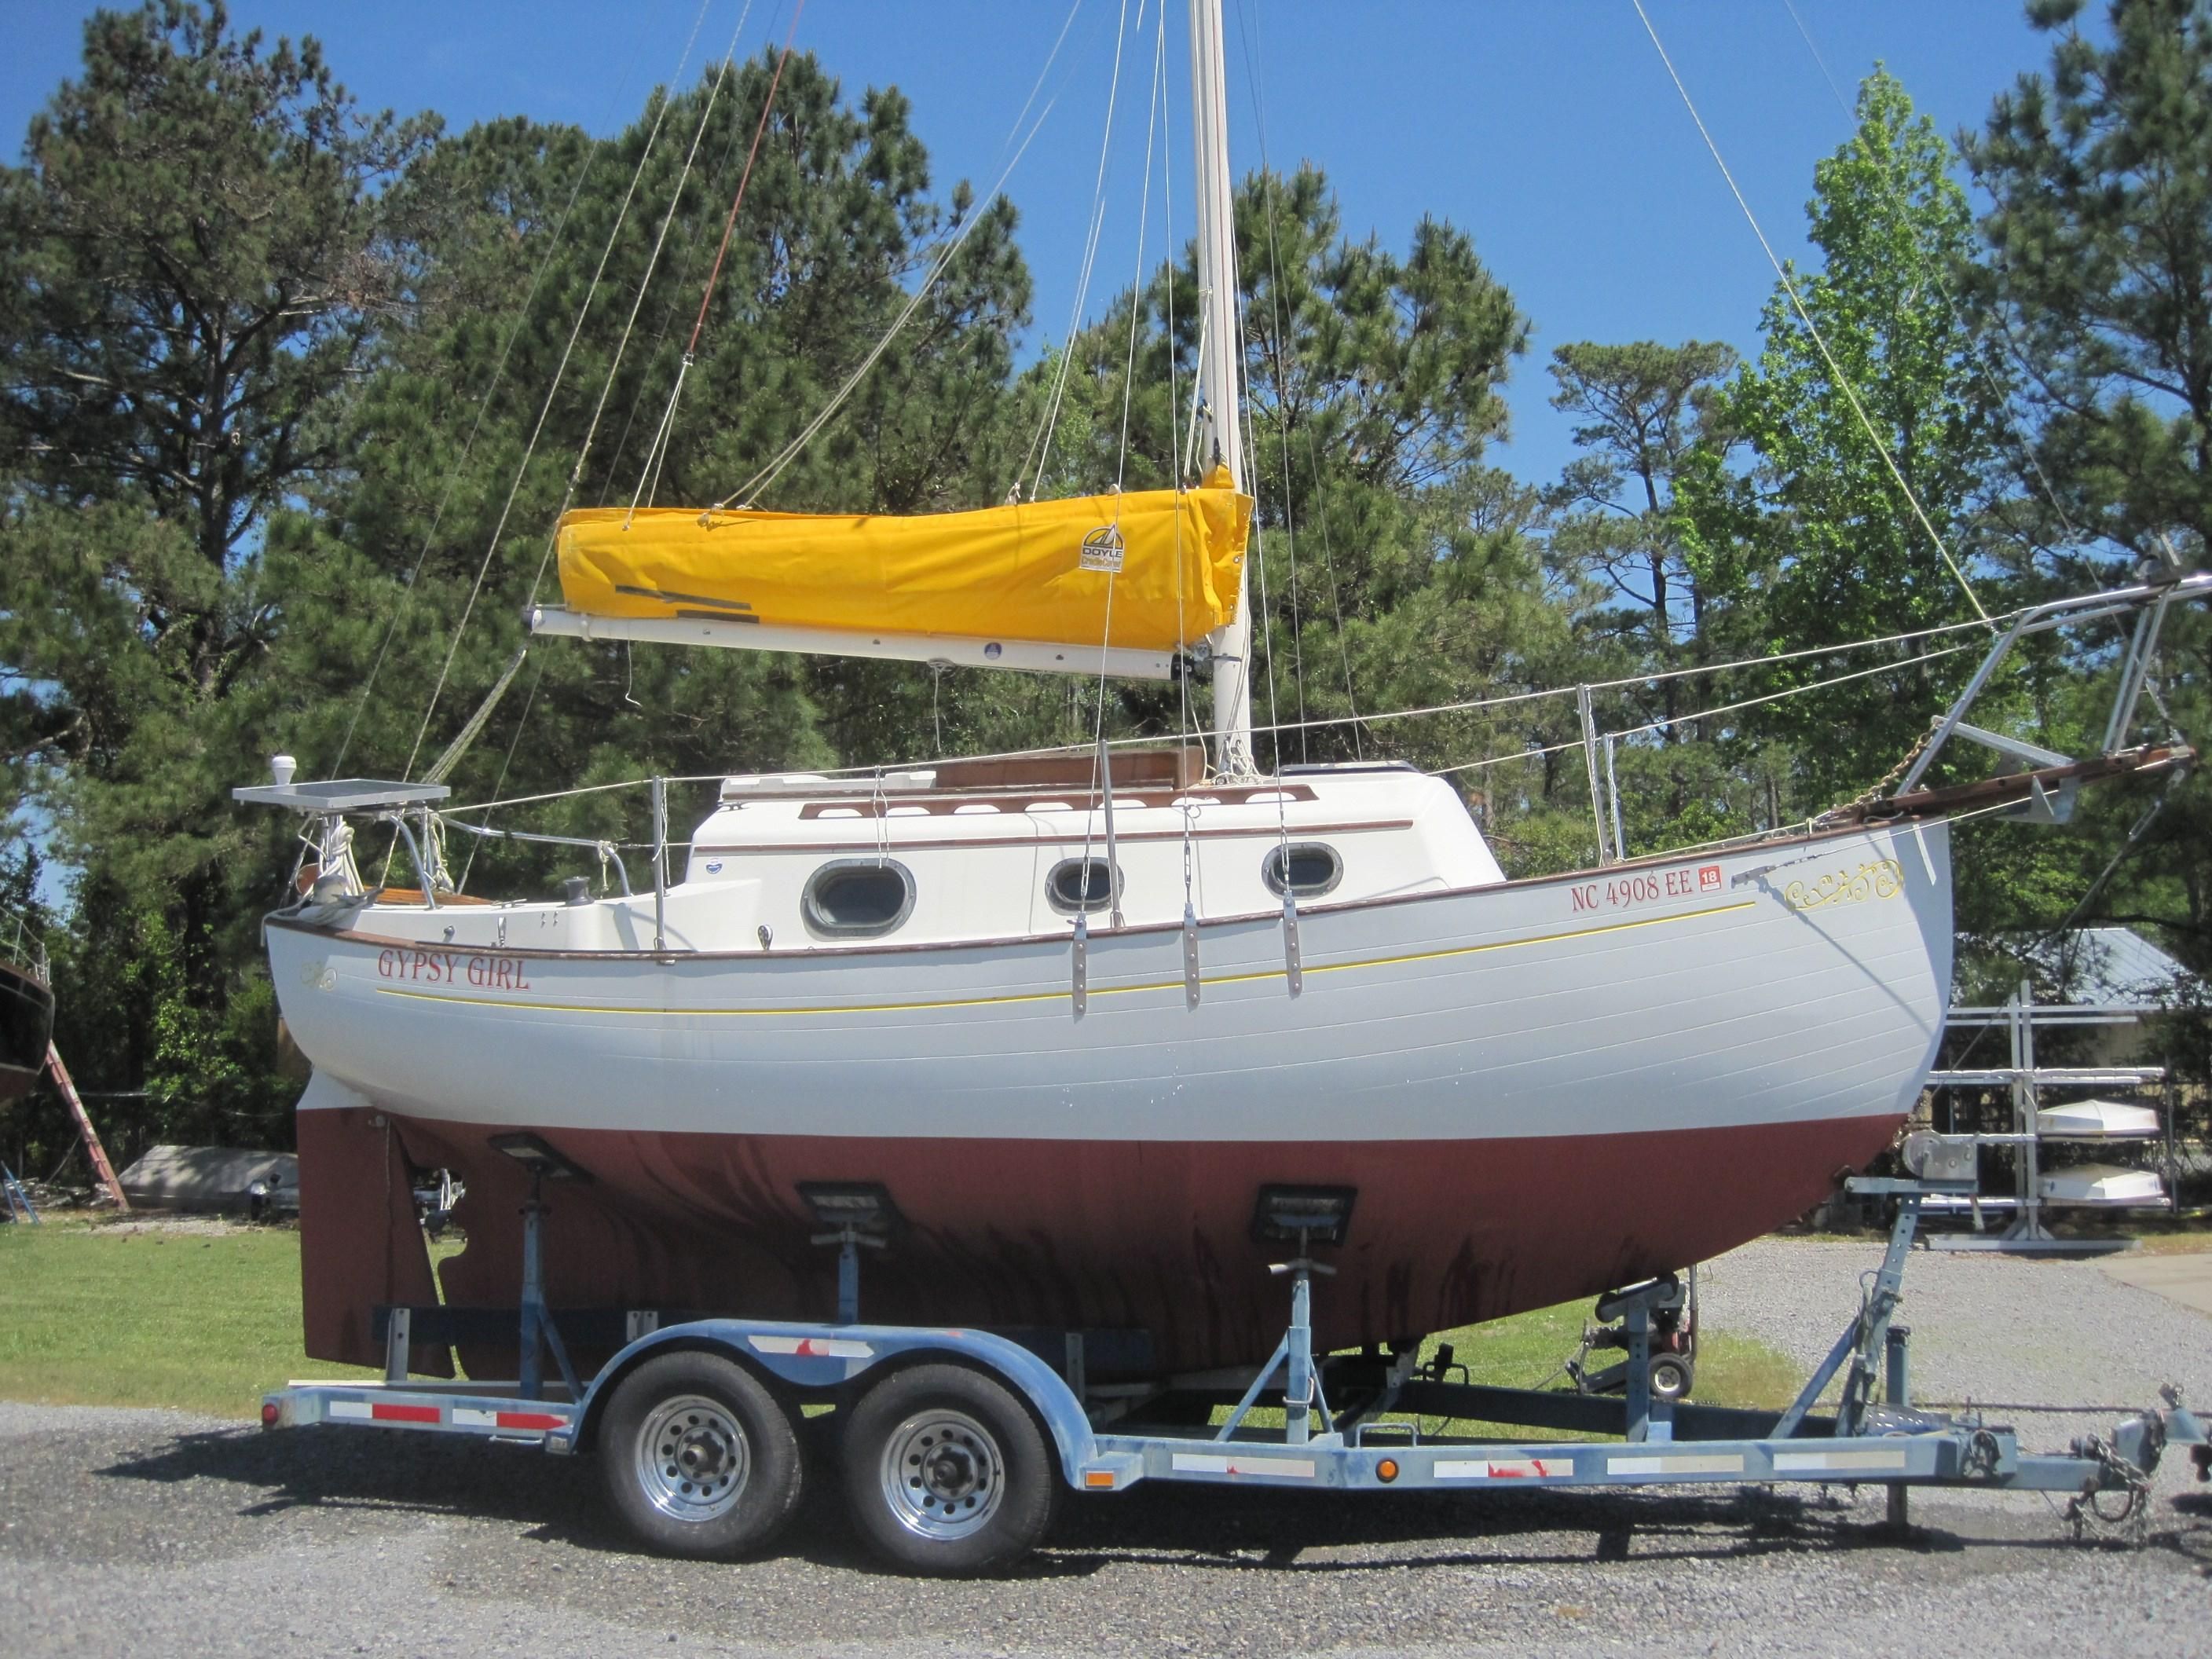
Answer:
[2037, 1163, 2167, 1207]
[236, 1, 2207, 1380]
[2035, 1098, 2164, 1140]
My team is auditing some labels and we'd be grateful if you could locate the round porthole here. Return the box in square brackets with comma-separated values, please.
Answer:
[801, 859, 915, 939]
[1261, 843, 1342, 899]
[1046, 856, 1120, 916]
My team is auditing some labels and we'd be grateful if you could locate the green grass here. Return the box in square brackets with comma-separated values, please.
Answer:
[0, 1218, 1806, 1429]
[1214, 1295, 1804, 1441]
[0, 1218, 381, 1418]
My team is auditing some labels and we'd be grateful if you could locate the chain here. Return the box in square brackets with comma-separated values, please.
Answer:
[1834, 716, 1945, 818]
[2063, 1432, 2152, 1547]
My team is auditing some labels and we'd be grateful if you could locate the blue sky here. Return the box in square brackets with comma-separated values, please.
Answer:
[2, 1, 2071, 488]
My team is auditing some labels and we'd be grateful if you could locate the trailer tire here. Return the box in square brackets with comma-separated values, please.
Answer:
[599, 1350, 802, 1560]
[842, 1363, 1057, 1576]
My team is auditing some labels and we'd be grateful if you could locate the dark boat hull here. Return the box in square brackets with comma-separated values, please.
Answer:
[298, 1101, 1900, 1378]
[0, 959, 53, 1104]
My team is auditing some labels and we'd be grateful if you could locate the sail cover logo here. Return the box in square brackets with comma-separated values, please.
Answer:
[1079, 525, 1126, 573]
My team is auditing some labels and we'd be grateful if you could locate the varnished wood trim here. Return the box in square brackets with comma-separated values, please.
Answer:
[264, 817, 1888, 965]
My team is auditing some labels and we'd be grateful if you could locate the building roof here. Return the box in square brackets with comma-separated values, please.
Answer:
[2049, 927, 2202, 1009]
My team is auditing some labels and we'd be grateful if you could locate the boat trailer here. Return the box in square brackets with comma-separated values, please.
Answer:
[262, 1170, 2208, 1574]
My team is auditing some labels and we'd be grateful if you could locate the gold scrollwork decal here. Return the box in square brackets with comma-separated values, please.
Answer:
[1785, 858, 1904, 912]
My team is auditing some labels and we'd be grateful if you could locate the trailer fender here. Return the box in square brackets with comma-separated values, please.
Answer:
[566, 1319, 1102, 1485]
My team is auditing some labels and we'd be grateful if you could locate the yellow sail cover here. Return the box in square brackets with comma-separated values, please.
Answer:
[555, 477, 1251, 654]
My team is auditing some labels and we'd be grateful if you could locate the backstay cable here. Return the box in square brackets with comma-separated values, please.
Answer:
[713, 0, 1086, 509]
[628, 0, 804, 522]
[402, 0, 734, 780]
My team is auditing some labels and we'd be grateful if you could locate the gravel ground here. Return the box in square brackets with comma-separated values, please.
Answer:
[5, 1238, 2209, 1658]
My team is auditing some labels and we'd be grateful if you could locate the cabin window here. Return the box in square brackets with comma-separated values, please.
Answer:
[1262, 842, 1342, 899]
[801, 859, 915, 939]
[1045, 856, 1120, 915]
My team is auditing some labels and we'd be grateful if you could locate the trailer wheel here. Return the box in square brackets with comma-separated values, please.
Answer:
[1649, 1353, 1694, 1403]
[842, 1363, 1057, 1576]
[599, 1350, 802, 1559]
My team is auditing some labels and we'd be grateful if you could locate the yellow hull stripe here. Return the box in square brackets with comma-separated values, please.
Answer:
[368, 899, 1758, 1020]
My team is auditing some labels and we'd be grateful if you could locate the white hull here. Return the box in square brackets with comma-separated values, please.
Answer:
[272, 819, 1952, 1145]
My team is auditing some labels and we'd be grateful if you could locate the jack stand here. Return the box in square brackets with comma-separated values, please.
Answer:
[811, 1224, 886, 1324]
[1590, 1278, 1683, 1444]
[1218, 1223, 1337, 1446]
[1884, 1322, 1914, 1529]
[518, 1176, 581, 1402]
[1775, 1177, 1959, 1441]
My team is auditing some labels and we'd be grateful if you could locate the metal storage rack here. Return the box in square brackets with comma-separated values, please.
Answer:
[1923, 980, 2174, 1253]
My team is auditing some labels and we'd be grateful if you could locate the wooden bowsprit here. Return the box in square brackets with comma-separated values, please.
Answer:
[44, 1043, 127, 1211]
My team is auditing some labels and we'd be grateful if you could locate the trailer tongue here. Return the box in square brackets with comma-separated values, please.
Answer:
[262, 1168, 2208, 1574]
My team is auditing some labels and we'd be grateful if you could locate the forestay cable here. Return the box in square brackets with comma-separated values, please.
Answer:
[1629, 0, 1993, 628]
[1778, 0, 2086, 553]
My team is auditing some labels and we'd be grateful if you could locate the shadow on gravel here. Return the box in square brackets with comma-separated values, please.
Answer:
[1030, 1481, 1979, 1574]
[99, 1421, 2139, 1581]
[97, 1423, 617, 1540]
[2167, 1491, 2212, 1573]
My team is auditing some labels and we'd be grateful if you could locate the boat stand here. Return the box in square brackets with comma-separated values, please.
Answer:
[514, 1174, 581, 1402]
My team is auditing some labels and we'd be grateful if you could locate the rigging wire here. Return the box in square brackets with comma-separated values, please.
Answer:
[715, 1, 1087, 510]
[455, 654, 547, 891]
[1778, 0, 2087, 555]
[1232, 0, 1361, 760]
[1230, 0, 1309, 762]
[1628, 0, 1994, 628]
[331, 43, 652, 776]
[1022, 0, 1136, 500]
[526, 2, 760, 595]
[1159, 14, 1201, 779]
[400, 0, 731, 781]
[601, 46, 767, 500]
[1078, 0, 1166, 897]
[435, 591, 2041, 818]
[628, 0, 804, 522]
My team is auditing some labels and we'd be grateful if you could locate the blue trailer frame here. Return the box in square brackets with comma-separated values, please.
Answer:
[261, 1174, 2210, 1566]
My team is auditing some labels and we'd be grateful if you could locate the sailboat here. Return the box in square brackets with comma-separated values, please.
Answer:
[240, 2, 2203, 1380]
[0, 912, 53, 1103]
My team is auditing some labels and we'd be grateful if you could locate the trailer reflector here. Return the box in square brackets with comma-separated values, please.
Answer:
[1170, 1452, 1317, 1478]
[749, 1335, 873, 1360]
[1772, 1448, 1910, 1474]
[1434, 1457, 1573, 1481]
[1606, 1452, 1745, 1477]
[452, 1407, 572, 1432]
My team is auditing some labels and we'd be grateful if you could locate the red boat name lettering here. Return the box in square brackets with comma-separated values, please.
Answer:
[375, 949, 531, 991]
[377, 948, 460, 983]
[1569, 864, 1727, 915]
[465, 954, 533, 991]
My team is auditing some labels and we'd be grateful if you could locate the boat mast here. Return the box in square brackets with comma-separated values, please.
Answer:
[1188, 0, 1254, 778]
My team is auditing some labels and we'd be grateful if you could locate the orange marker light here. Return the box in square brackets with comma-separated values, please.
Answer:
[1376, 1459, 1400, 1483]
[1084, 1470, 1116, 1489]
